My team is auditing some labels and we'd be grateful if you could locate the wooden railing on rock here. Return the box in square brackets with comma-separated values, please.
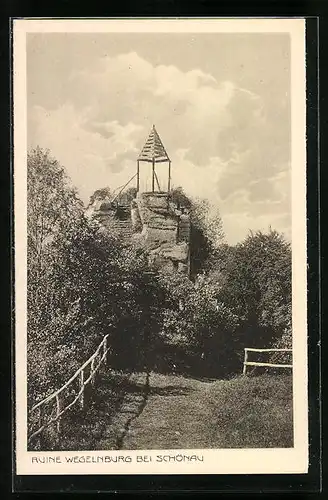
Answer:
[242, 348, 292, 375]
[28, 335, 110, 445]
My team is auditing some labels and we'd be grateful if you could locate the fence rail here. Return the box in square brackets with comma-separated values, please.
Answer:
[28, 334, 110, 444]
[242, 347, 292, 375]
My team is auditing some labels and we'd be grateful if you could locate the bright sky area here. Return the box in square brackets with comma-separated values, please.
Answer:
[27, 32, 291, 244]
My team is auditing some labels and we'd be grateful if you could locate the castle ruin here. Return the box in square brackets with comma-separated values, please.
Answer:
[88, 125, 191, 276]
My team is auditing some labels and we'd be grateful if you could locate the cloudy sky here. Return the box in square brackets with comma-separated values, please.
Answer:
[27, 32, 291, 244]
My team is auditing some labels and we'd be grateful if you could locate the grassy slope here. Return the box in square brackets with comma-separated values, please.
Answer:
[123, 372, 293, 449]
[40, 371, 293, 451]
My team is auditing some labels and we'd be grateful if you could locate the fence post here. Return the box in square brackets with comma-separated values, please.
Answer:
[56, 395, 61, 434]
[243, 349, 248, 375]
[79, 369, 84, 409]
[90, 358, 96, 386]
[38, 405, 44, 450]
[103, 336, 107, 366]
[38, 405, 43, 428]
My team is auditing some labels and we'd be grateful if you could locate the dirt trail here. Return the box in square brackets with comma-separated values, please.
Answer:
[114, 372, 150, 449]
[116, 372, 217, 450]
[94, 371, 293, 451]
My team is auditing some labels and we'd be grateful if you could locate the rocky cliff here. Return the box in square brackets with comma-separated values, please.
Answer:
[87, 191, 191, 276]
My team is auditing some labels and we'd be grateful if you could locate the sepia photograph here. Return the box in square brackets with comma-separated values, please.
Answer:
[14, 18, 308, 475]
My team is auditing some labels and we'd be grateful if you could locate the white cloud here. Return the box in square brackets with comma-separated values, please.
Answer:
[28, 50, 290, 244]
[29, 104, 141, 201]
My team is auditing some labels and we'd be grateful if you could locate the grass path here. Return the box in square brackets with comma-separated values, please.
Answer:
[120, 372, 293, 450]
[56, 370, 293, 451]
[122, 372, 217, 450]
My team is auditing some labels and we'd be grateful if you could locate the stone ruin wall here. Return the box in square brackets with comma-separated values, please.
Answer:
[132, 192, 191, 275]
[89, 192, 191, 276]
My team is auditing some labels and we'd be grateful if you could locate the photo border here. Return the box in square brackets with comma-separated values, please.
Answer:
[7, 14, 321, 494]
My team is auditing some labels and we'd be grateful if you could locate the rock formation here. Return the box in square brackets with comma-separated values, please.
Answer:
[86, 125, 191, 276]
[87, 191, 191, 276]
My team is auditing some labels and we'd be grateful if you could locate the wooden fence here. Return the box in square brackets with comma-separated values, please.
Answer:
[242, 348, 292, 375]
[28, 334, 110, 445]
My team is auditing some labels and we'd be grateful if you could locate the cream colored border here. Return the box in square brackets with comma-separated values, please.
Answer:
[14, 18, 308, 475]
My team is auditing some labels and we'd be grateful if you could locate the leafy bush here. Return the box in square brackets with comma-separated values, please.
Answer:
[151, 227, 292, 378]
[154, 273, 239, 376]
[213, 229, 292, 356]
[27, 148, 292, 406]
[27, 148, 165, 407]
[170, 186, 225, 276]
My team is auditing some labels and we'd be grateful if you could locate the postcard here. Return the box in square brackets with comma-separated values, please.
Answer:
[13, 18, 308, 475]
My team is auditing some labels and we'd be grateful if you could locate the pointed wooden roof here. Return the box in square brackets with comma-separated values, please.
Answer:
[138, 125, 170, 163]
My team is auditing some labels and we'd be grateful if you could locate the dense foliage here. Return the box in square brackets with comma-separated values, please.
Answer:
[27, 148, 163, 406]
[208, 230, 291, 350]
[155, 191, 292, 376]
[155, 228, 291, 376]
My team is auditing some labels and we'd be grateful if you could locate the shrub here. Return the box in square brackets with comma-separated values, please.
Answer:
[27, 148, 165, 407]
[212, 229, 292, 354]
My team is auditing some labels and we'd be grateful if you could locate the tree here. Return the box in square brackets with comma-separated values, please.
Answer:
[27, 147, 83, 339]
[191, 197, 225, 249]
[27, 147, 167, 405]
[124, 186, 137, 202]
[155, 228, 292, 377]
[170, 187, 225, 276]
[89, 186, 137, 208]
[217, 229, 292, 353]
[88, 187, 112, 206]
[157, 272, 239, 376]
[170, 186, 193, 210]
[27, 147, 85, 403]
